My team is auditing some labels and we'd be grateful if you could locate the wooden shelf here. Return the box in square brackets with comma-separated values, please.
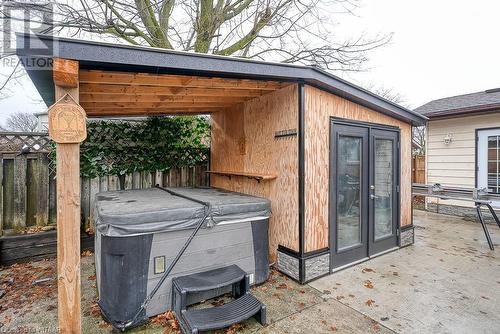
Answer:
[206, 170, 277, 182]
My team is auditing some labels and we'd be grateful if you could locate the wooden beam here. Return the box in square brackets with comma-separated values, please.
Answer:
[84, 105, 228, 111]
[53, 58, 79, 88]
[53, 59, 82, 333]
[79, 94, 251, 104]
[80, 101, 236, 110]
[79, 84, 267, 97]
[85, 107, 223, 117]
[79, 70, 287, 90]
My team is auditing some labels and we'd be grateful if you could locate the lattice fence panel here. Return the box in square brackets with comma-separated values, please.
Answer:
[0, 131, 51, 153]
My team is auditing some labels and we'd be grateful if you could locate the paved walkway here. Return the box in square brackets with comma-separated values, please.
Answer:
[1, 210, 499, 333]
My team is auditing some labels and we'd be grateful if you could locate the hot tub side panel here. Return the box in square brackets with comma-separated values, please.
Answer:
[144, 219, 269, 317]
[210, 84, 299, 262]
[97, 233, 153, 326]
[97, 219, 269, 321]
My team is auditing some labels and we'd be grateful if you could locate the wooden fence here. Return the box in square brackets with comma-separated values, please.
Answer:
[412, 155, 425, 184]
[0, 132, 209, 236]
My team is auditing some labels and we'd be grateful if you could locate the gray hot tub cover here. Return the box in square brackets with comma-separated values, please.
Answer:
[94, 187, 271, 237]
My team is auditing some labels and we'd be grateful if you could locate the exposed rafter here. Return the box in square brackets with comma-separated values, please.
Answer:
[79, 70, 290, 116]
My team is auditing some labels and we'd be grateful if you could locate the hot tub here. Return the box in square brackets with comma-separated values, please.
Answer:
[94, 187, 271, 327]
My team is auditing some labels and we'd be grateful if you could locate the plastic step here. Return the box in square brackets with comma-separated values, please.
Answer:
[181, 293, 266, 333]
[173, 265, 246, 293]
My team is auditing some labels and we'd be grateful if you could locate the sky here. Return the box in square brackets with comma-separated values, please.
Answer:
[336, 0, 500, 107]
[0, 0, 499, 126]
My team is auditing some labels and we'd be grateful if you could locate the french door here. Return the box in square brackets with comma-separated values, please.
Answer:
[330, 120, 399, 269]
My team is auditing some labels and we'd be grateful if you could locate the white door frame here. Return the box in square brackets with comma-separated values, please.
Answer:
[477, 127, 500, 206]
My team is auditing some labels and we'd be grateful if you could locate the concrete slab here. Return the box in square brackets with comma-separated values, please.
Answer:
[259, 298, 394, 334]
[310, 210, 500, 334]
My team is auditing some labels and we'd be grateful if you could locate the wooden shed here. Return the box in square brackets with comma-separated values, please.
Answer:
[17, 33, 426, 330]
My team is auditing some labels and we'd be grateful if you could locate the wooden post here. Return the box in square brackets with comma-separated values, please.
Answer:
[56, 143, 81, 333]
[51, 58, 84, 334]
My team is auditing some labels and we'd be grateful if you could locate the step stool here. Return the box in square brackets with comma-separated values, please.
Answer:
[172, 265, 266, 334]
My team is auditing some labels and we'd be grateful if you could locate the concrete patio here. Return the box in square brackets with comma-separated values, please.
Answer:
[311, 210, 500, 334]
[0, 210, 499, 333]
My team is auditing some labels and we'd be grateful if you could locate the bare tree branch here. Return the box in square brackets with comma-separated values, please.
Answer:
[3, 0, 390, 72]
[363, 83, 426, 155]
[5, 112, 38, 132]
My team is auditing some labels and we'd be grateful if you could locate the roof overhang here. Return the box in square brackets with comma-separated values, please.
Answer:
[423, 103, 500, 120]
[16, 33, 427, 125]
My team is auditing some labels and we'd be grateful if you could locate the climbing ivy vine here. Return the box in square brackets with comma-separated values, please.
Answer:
[78, 116, 210, 178]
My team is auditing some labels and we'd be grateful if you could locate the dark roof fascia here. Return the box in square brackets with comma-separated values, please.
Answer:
[425, 103, 500, 119]
[16, 33, 426, 125]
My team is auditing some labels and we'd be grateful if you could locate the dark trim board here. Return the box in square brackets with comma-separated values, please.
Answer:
[401, 224, 414, 231]
[298, 83, 305, 257]
[277, 245, 332, 259]
[284, 82, 330, 284]
[277, 245, 301, 257]
[283, 82, 307, 283]
[0, 231, 94, 266]
[330, 117, 401, 131]
[15, 33, 426, 126]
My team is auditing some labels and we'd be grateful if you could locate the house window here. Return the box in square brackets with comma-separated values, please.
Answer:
[488, 135, 500, 193]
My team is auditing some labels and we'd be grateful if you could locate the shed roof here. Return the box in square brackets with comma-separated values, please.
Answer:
[16, 33, 426, 125]
[415, 88, 500, 119]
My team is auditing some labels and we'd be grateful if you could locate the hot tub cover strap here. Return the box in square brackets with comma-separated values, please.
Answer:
[115, 187, 213, 331]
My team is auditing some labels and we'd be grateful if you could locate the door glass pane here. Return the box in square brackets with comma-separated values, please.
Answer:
[374, 139, 393, 240]
[337, 136, 362, 250]
[487, 136, 500, 193]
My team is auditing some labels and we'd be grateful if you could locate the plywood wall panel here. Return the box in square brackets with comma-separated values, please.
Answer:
[211, 85, 299, 260]
[304, 85, 412, 252]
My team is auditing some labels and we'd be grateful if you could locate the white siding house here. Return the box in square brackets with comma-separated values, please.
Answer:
[416, 89, 500, 212]
[34, 111, 49, 132]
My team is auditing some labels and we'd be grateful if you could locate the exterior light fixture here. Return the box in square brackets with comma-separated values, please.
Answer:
[443, 133, 453, 145]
